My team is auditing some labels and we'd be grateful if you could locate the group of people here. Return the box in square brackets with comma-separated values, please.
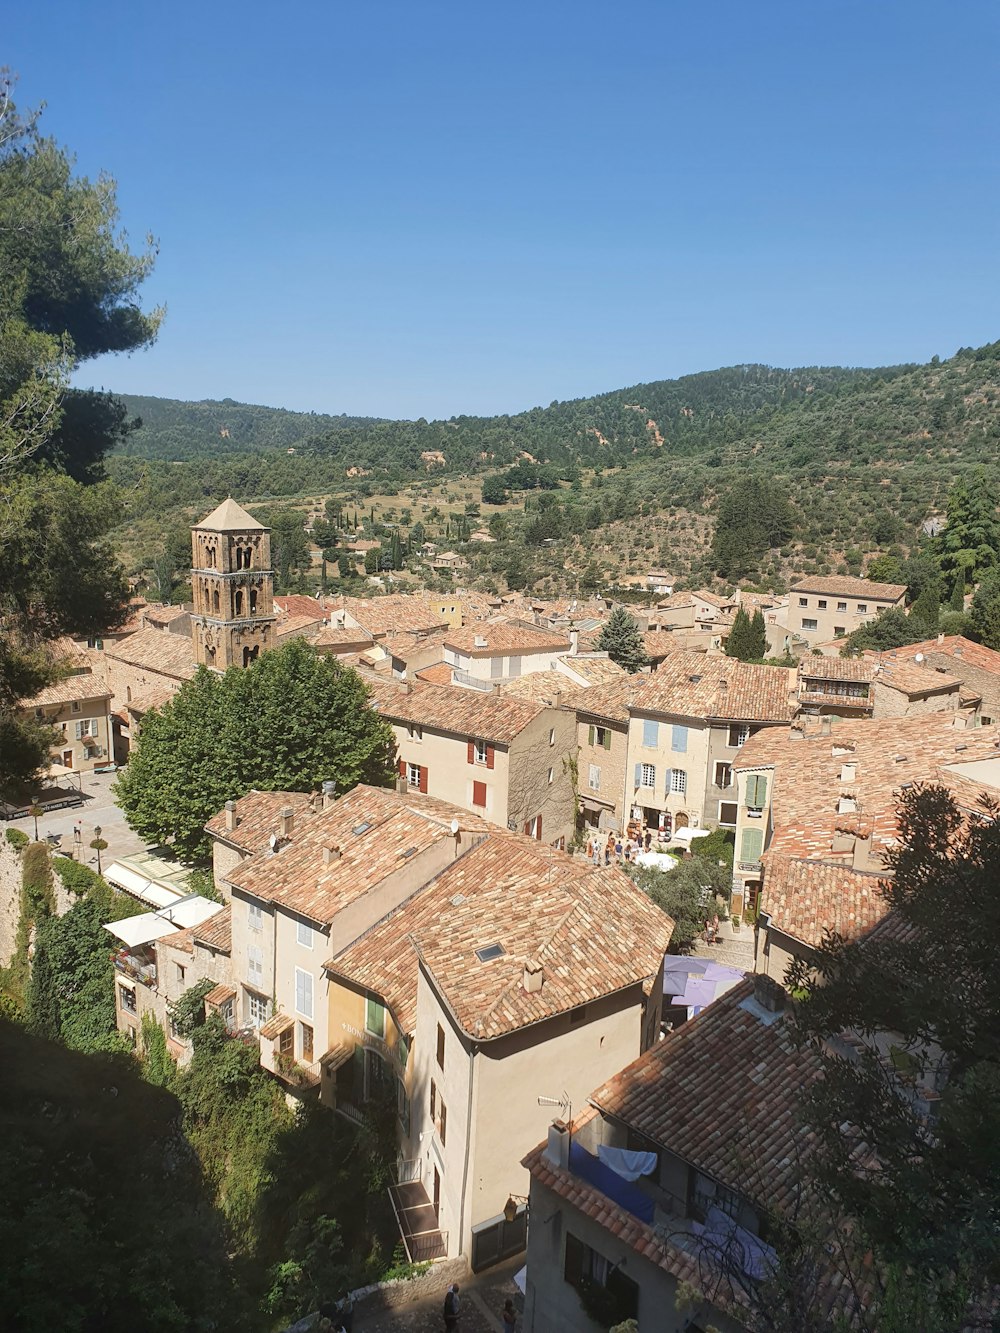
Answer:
[585, 829, 654, 866]
[443, 1283, 517, 1330]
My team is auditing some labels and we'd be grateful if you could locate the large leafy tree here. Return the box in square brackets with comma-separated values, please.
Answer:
[842, 607, 924, 654]
[596, 606, 648, 673]
[0, 72, 160, 793]
[115, 640, 398, 859]
[967, 568, 1000, 650]
[627, 858, 730, 952]
[788, 786, 1000, 1329]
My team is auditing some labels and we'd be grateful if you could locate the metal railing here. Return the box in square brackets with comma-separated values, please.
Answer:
[396, 1157, 422, 1185]
[113, 955, 157, 987]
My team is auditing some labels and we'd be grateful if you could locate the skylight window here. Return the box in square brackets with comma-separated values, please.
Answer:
[475, 943, 506, 963]
[400, 846, 418, 859]
[352, 822, 372, 836]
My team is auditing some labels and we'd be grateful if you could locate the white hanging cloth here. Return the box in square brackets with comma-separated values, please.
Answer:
[597, 1146, 658, 1181]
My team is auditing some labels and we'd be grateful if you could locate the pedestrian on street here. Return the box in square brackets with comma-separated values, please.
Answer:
[502, 1297, 517, 1330]
[443, 1282, 460, 1330]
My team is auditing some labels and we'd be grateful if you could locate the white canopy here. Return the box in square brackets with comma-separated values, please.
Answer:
[105, 896, 223, 949]
[634, 850, 679, 872]
[103, 861, 182, 908]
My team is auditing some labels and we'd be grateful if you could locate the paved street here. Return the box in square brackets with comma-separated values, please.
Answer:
[4, 769, 149, 869]
[352, 1255, 523, 1333]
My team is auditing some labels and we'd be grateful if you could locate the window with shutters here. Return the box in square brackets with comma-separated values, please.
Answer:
[430, 1078, 436, 1119]
[719, 801, 738, 826]
[745, 774, 768, 810]
[857, 603, 867, 614]
[407, 762, 421, 787]
[714, 762, 733, 789]
[247, 944, 263, 988]
[642, 719, 659, 748]
[436, 1022, 445, 1070]
[589, 725, 611, 749]
[248, 903, 262, 932]
[296, 920, 313, 949]
[474, 739, 488, 764]
[802, 618, 818, 631]
[639, 763, 656, 789]
[438, 1098, 447, 1146]
[588, 764, 601, 791]
[728, 724, 750, 748]
[671, 724, 688, 753]
[670, 769, 687, 795]
[472, 779, 487, 808]
[740, 827, 764, 866]
[294, 968, 313, 1020]
[366, 997, 385, 1037]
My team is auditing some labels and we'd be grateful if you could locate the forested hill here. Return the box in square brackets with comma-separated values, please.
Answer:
[118, 360, 919, 473]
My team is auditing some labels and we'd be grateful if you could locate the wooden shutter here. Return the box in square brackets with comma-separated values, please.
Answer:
[535, 815, 542, 840]
[472, 780, 487, 808]
[398, 759, 406, 777]
[486, 745, 495, 769]
[604, 729, 612, 751]
[419, 765, 428, 793]
[634, 763, 642, 788]
[588, 725, 595, 746]
[524, 821, 531, 836]
[749, 774, 768, 807]
[467, 740, 475, 765]
[740, 828, 764, 863]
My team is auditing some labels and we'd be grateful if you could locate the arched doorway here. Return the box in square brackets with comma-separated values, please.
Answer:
[674, 811, 689, 831]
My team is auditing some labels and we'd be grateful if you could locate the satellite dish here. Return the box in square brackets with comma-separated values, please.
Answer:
[450, 819, 460, 835]
[268, 833, 278, 851]
[914, 653, 924, 663]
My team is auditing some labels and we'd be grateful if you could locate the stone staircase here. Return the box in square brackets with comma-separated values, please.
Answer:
[692, 918, 756, 972]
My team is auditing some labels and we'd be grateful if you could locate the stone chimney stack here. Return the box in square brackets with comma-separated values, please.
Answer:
[321, 780, 337, 810]
[225, 799, 238, 832]
[323, 845, 341, 865]
[397, 775, 409, 795]
[280, 806, 294, 838]
[523, 960, 544, 994]
[569, 628, 579, 656]
[543, 1120, 570, 1170]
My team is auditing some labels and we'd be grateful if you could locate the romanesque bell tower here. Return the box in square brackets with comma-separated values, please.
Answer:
[190, 499, 276, 669]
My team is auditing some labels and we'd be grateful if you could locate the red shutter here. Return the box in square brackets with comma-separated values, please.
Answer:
[419, 765, 428, 794]
[467, 740, 475, 765]
[472, 780, 487, 808]
[523, 821, 531, 836]
[535, 815, 542, 841]
[398, 759, 406, 777]
[486, 745, 495, 770]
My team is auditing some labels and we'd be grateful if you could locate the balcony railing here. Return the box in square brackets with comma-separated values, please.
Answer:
[113, 954, 157, 988]
[396, 1157, 422, 1185]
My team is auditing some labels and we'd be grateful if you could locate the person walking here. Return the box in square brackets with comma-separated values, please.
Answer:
[502, 1297, 517, 1330]
[443, 1282, 460, 1330]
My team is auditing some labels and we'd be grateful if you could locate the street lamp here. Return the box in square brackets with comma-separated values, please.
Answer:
[503, 1194, 529, 1224]
[90, 825, 107, 876]
[29, 798, 41, 842]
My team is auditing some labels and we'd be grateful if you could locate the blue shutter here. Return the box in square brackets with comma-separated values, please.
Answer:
[634, 763, 642, 788]
[642, 719, 659, 748]
[740, 828, 764, 863]
[671, 724, 688, 753]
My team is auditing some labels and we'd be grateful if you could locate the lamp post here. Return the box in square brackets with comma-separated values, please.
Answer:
[29, 798, 41, 842]
[90, 825, 107, 876]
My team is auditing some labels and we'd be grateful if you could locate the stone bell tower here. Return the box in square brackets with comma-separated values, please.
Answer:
[190, 498, 276, 670]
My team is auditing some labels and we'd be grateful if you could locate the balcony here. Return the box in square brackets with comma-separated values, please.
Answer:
[387, 1160, 448, 1263]
[112, 949, 157, 988]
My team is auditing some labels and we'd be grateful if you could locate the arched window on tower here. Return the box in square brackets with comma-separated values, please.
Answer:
[249, 588, 258, 615]
[212, 588, 220, 615]
[235, 589, 245, 617]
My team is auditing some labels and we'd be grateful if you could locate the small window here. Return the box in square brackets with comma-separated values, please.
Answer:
[408, 722, 422, 741]
[71, 700, 81, 714]
[728, 724, 749, 748]
[436, 1022, 445, 1070]
[474, 739, 488, 764]
[640, 763, 656, 789]
[593, 725, 610, 750]
[857, 603, 867, 614]
[297, 920, 313, 949]
[817, 599, 827, 609]
[366, 996, 385, 1037]
[798, 597, 808, 607]
[407, 762, 421, 787]
[719, 801, 738, 826]
[475, 943, 506, 963]
[834, 626, 846, 637]
[588, 764, 601, 791]
[248, 904, 263, 932]
[802, 618, 818, 631]
[175, 963, 186, 985]
[837, 601, 848, 612]
[430, 1078, 436, 1119]
[118, 985, 137, 1015]
[670, 769, 687, 795]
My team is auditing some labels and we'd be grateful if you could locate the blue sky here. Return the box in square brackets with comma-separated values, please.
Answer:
[8, 1, 999, 418]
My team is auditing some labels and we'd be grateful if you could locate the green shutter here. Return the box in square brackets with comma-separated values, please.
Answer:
[588, 725, 595, 746]
[366, 996, 385, 1037]
[747, 774, 768, 808]
[740, 828, 764, 863]
[603, 729, 612, 751]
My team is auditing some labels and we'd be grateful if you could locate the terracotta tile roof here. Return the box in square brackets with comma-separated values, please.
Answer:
[560, 678, 639, 726]
[161, 926, 195, 955]
[496, 671, 580, 705]
[106, 628, 197, 681]
[591, 980, 822, 1213]
[556, 654, 627, 686]
[654, 592, 697, 610]
[760, 853, 888, 947]
[629, 652, 796, 723]
[870, 635, 1000, 678]
[275, 614, 323, 644]
[226, 785, 491, 924]
[370, 680, 543, 745]
[274, 594, 325, 620]
[799, 657, 873, 683]
[142, 603, 189, 626]
[336, 594, 449, 638]
[312, 625, 374, 650]
[691, 589, 736, 609]
[24, 673, 111, 708]
[124, 683, 177, 716]
[260, 1011, 294, 1039]
[379, 629, 451, 660]
[874, 659, 960, 696]
[415, 662, 454, 685]
[643, 631, 682, 660]
[203, 982, 236, 1005]
[328, 833, 672, 1038]
[443, 622, 570, 657]
[204, 791, 319, 856]
[194, 905, 231, 952]
[789, 574, 906, 601]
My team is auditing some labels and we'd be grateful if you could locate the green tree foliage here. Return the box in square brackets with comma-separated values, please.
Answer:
[141, 1010, 175, 1088]
[842, 608, 925, 654]
[866, 553, 903, 583]
[789, 785, 1000, 1328]
[627, 859, 730, 952]
[710, 475, 796, 581]
[936, 469, 1000, 589]
[0, 1019, 243, 1331]
[52, 854, 104, 897]
[5, 826, 28, 850]
[481, 473, 509, 505]
[967, 568, 1000, 650]
[725, 607, 767, 661]
[170, 977, 217, 1039]
[264, 507, 310, 591]
[908, 577, 941, 634]
[0, 72, 159, 793]
[115, 640, 397, 859]
[595, 606, 648, 673]
[690, 825, 735, 868]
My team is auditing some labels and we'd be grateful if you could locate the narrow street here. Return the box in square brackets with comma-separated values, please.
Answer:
[352, 1255, 523, 1333]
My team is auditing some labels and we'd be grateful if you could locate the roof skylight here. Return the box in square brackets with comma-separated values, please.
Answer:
[475, 943, 506, 963]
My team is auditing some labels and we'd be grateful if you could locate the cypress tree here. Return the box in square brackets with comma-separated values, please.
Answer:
[725, 608, 754, 660]
[595, 607, 648, 674]
[747, 609, 768, 660]
[949, 573, 965, 613]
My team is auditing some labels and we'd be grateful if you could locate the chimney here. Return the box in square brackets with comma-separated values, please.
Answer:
[397, 775, 409, 795]
[820, 716, 832, 736]
[321, 779, 337, 810]
[523, 960, 544, 994]
[400, 681, 412, 695]
[937, 632, 945, 645]
[225, 799, 238, 832]
[543, 1120, 570, 1170]
[280, 806, 294, 838]
[569, 628, 579, 656]
[753, 972, 785, 1014]
[323, 845, 341, 865]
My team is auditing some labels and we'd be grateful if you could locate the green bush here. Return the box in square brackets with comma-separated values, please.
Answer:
[53, 856, 104, 896]
[21, 843, 54, 919]
[169, 977, 217, 1038]
[5, 828, 28, 851]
